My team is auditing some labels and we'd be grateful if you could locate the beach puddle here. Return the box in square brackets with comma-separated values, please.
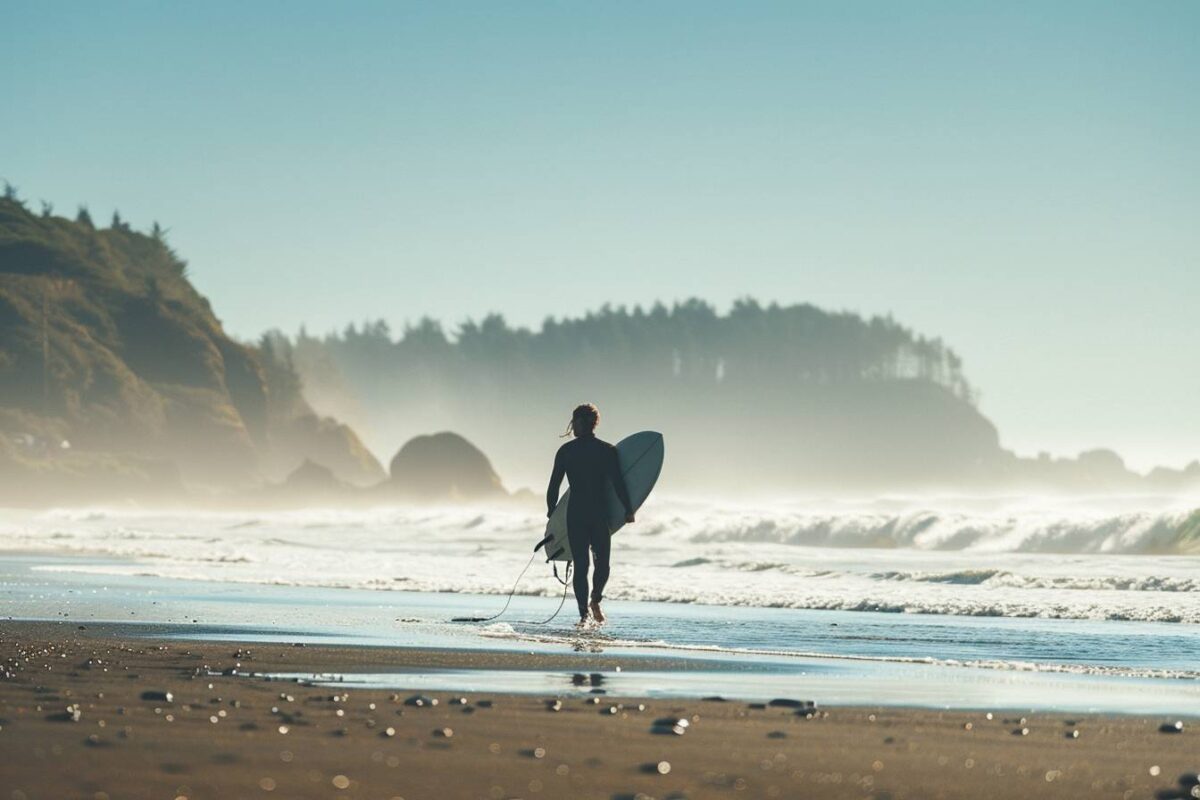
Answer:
[255, 662, 1200, 714]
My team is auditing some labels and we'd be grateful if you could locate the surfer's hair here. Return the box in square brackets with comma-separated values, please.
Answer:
[564, 403, 600, 437]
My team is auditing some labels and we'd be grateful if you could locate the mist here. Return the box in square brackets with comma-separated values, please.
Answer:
[268, 300, 1197, 497]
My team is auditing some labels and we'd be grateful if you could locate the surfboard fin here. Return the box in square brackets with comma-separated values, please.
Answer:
[534, 533, 553, 552]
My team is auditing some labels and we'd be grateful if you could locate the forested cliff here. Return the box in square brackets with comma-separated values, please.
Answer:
[3, 183, 1193, 502]
[0, 191, 383, 503]
[272, 302, 1001, 491]
[273, 302, 1198, 494]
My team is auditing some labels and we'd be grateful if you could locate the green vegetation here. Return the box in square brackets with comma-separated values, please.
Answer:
[300, 299, 973, 399]
[271, 302, 995, 490]
[276, 303, 1198, 493]
[0, 189, 383, 502]
[2, 182, 1192, 499]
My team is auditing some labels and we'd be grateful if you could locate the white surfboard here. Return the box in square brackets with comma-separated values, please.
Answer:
[537, 431, 664, 563]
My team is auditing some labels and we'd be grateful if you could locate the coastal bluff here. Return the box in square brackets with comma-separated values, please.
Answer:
[0, 194, 383, 504]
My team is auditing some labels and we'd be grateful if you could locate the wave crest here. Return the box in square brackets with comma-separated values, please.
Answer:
[689, 508, 1200, 554]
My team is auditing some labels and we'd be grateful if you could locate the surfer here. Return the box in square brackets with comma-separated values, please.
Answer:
[546, 403, 635, 625]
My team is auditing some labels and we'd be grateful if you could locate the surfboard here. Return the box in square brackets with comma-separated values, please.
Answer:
[537, 431, 665, 563]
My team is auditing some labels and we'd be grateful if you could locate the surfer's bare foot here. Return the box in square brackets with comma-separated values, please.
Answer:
[589, 601, 606, 624]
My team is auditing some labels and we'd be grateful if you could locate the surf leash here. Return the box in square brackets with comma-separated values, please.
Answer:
[528, 565, 572, 625]
[449, 556, 574, 626]
[449, 552, 537, 623]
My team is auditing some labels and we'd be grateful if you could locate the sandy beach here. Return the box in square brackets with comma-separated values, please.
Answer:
[1, 620, 1196, 800]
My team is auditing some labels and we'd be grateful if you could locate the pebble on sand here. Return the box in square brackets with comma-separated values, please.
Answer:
[651, 718, 689, 736]
[768, 699, 815, 709]
[48, 704, 83, 723]
[654, 718, 689, 729]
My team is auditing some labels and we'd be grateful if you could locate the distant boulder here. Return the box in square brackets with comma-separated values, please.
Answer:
[250, 458, 357, 507]
[265, 412, 385, 487]
[282, 458, 345, 492]
[1147, 460, 1200, 491]
[388, 432, 505, 500]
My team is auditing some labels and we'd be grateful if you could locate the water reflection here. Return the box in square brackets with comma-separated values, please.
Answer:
[570, 672, 607, 692]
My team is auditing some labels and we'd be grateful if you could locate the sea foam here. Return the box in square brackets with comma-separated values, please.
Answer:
[4, 498, 1199, 624]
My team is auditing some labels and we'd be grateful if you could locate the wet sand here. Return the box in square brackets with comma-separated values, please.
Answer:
[1, 621, 1196, 800]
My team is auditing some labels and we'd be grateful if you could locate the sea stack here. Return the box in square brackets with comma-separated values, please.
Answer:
[388, 431, 506, 500]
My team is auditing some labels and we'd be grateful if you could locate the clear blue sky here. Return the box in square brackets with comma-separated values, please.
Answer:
[4, 1, 1197, 470]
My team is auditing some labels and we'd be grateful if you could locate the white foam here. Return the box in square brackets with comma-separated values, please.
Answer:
[3, 498, 1199, 624]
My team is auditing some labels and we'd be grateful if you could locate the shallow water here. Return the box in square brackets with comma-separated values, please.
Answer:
[263, 666, 1200, 714]
[3, 553, 1198, 714]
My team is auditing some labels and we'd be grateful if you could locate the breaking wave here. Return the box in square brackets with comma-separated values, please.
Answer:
[687, 507, 1200, 554]
[4, 499, 1200, 624]
[870, 569, 1200, 592]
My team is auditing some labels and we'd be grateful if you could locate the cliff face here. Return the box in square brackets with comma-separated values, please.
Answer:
[0, 196, 383, 500]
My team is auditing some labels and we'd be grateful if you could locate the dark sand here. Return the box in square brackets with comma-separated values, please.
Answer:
[1, 621, 1196, 800]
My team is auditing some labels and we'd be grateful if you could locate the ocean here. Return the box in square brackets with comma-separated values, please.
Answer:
[3, 496, 1199, 713]
[4, 496, 1198, 624]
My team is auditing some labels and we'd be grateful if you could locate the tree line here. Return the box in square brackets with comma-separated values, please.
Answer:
[267, 298, 974, 403]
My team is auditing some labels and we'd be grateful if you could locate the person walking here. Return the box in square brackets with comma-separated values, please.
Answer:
[546, 403, 634, 624]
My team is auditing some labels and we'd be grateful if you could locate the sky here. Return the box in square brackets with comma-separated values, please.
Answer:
[3, 1, 1197, 471]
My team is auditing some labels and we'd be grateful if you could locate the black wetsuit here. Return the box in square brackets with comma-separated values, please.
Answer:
[546, 434, 633, 618]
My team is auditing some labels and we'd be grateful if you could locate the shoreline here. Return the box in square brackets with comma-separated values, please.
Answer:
[2, 620, 1197, 799]
[3, 550, 1200, 717]
[9, 618, 1200, 714]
